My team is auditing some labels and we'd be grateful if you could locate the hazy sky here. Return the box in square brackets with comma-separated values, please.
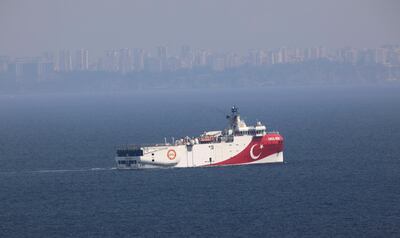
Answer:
[1, 0, 399, 57]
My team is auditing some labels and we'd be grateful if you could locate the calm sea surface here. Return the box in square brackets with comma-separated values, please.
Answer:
[0, 86, 399, 237]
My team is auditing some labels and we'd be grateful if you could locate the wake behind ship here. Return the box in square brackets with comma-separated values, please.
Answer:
[115, 106, 284, 169]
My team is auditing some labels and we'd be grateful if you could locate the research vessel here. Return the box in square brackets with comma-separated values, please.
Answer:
[115, 106, 284, 169]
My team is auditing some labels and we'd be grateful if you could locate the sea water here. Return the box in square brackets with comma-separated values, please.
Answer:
[0, 86, 399, 237]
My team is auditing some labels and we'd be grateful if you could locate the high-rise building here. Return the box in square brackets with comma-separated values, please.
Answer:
[180, 45, 191, 59]
[259, 51, 269, 65]
[357, 49, 376, 65]
[0, 56, 10, 73]
[294, 48, 305, 62]
[13, 57, 47, 79]
[212, 56, 225, 71]
[166, 57, 180, 71]
[248, 49, 269, 66]
[133, 49, 145, 71]
[157, 46, 168, 60]
[56, 50, 72, 72]
[75, 49, 89, 71]
[269, 51, 281, 65]
[248, 49, 259, 66]
[318, 46, 327, 59]
[337, 48, 358, 64]
[224, 53, 243, 68]
[104, 50, 119, 72]
[305, 46, 326, 60]
[144, 57, 162, 72]
[179, 45, 194, 69]
[156, 46, 168, 71]
[385, 46, 400, 66]
[278, 47, 288, 63]
[194, 49, 209, 67]
[42, 51, 55, 64]
[118, 48, 133, 74]
[394, 47, 400, 66]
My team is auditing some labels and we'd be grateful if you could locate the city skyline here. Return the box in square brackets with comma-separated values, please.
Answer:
[1, 44, 399, 82]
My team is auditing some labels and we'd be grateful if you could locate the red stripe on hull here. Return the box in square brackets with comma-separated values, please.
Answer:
[210, 134, 284, 166]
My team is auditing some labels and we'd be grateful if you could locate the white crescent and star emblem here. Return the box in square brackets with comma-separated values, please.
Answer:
[250, 144, 263, 160]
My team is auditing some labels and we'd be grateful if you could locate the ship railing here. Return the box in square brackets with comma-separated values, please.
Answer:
[267, 131, 280, 134]
[115, 143, 172, 150]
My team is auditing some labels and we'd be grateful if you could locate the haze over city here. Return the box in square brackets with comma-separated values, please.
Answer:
[1, 0, 400, 89]
[1, 0, 399, 57]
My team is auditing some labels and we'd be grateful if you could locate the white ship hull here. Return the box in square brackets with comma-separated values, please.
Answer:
[115, 134, 284, 169]
[114, 106, 284, 169]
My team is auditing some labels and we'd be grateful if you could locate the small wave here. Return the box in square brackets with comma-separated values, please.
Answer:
[90, 167, 117, 171]
[0, 167, 114, 175]
[32, 169, 91, 173]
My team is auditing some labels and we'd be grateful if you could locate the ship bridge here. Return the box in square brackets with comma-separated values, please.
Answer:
[226, 106, 266, 137]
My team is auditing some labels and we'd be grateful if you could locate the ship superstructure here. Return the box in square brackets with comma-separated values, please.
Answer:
[115, 106, 284, 169]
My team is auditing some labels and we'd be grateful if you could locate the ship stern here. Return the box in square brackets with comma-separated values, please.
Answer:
[115, 147, 143, 169]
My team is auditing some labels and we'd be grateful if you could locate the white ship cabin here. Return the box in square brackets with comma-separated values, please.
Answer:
[190, 106, 267, 145]
[117, 106, 268, 156]
[231, 121, 267, 137]
[227, 106, 267, 137]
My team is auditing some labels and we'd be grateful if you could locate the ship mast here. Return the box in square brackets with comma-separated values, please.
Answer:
[230, 105, 240, 131]
[226, 105, 242, 135]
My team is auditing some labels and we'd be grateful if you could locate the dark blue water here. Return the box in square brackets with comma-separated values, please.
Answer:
[1, 86, 399, 237]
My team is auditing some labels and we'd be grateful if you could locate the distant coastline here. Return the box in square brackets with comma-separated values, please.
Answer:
[0, 60, 399, 94]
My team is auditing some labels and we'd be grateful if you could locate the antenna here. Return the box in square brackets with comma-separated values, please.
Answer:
[231, 105, 239, 114]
